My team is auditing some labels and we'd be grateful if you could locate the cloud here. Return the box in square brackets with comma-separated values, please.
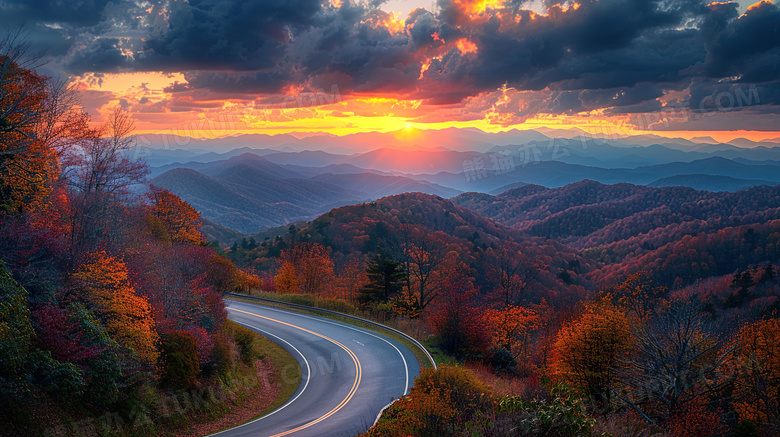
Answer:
[703, 0, 780, 82]
[2, 0, 111, 26]
[3, 0, 780, 126]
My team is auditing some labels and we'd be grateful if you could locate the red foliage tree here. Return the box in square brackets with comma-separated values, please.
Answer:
[428, 263, 491, 357]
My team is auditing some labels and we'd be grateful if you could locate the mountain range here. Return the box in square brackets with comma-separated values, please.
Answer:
[452, 181, 780, 287]
[144, 127, 780, 234]
[151, 153, 460, 233]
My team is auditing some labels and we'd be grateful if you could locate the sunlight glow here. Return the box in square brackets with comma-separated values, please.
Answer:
[455, 39, 479, 55]
[67, 71, 780, 145]
[747, 0, 775, 12]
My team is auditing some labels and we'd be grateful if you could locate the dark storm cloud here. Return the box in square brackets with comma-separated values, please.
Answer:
[688, 79, 780, 112]
[704, 0, 780, 82]
[579, 84, 665, 111]
[294, 6, 422, 94]
[174, 70, 289, 94]
[140, 0, 322, 72]
[4, 0, 780, 119]
[1, 0, 111, 26]
[65, 37, 130, 72]
[0, 0, 112, 58]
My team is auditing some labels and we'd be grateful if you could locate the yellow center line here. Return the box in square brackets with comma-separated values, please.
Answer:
[228, 307, 363, 436]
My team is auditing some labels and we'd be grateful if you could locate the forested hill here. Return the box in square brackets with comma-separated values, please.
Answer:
[453, 181, 780, 287]
[235, 192, 595, 308]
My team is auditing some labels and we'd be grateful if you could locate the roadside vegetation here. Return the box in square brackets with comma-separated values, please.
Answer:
[0, 37, 296, 436]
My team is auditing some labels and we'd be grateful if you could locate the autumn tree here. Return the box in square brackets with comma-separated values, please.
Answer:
[332, 254, 368, 301]
[0, 35, 59, 215]
[203, 254, 260, 294]
[70, 252, 160, 367]
[487, 247, 530, 307]
[732, 318, 780, 430]
[358, 253, 405, 306]
[274, 261, 300, 294]
[33, 303, 124, 406]
[485, 305, 539, 360]
[160, 330, 200, 389]
[276, 242, 334, 294]
[367, 366, 494, 436]
[0, 262, 33, 398]
[126, 242, 226, 336]
[611, 271, 668, 319]
[0, 33, 45, 158]
[63, 107, 148, 251]
[147, 185, 202, 244]
[428, 263, 490, 357]
[619, 301, 735, 425]
[552, 300, 632, 409]
[399, 226, 448, 314]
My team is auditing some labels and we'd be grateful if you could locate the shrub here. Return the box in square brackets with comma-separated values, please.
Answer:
[368, 365, 495, 436]
[498, 382, 596, 437]
[488, 347, 518, 375]
[28, 350, 85, 401]
[233, 324, 260, 365]
[0, 263, 34, 400]
[318, 298, 356, 314]
[212, 335, 234, 376]
[32, 304, 124, 407]
[161, 331, 200, 388]
[285, 294, 316, 307]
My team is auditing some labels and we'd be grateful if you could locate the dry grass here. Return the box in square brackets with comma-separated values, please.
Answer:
[590, 409, 670, 437]
[465, 361, 545, 398]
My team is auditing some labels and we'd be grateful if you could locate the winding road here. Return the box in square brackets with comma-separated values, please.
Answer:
[208, 299, 421, 437]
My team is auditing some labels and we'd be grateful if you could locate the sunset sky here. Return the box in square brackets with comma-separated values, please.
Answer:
[3, 0, 779, 142]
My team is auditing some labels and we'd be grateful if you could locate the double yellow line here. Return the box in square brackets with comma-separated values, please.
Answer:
[228, 308, 362, 436]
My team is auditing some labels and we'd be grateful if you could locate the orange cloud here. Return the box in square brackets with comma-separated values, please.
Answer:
[748, 0, 775, 12]
[453, 0, 507, 17]
[362, 10, 405, 34]
[455, 38, 478, 55]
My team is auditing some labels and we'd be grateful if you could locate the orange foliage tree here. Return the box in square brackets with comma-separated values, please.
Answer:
[0, 44, 59, 215]
[205, 254, 260, 293]
[70, 251, 160, 367]
[367, 366, 495, 436]
[733, 317, 780, 428]
[332, 254, 368, 301]
[147, 185, 203, 244]
[274, 262, 300, 294]
[276, 242, 334, 294]
[552, 301, 632, 407]
[665, 397, 728, 437]
[485, 305, 539, 359]
[611, 271, 668, 320]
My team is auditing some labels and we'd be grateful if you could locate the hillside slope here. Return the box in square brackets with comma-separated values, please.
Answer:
[454, 182, 780, 287]
[153, 154, 467, 233]
[298, 192, 595, 304]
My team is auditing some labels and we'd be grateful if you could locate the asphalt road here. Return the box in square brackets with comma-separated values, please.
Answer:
[208, 300, 421, 437]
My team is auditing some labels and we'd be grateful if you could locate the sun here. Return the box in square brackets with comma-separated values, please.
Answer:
[405, 123, 412, 128]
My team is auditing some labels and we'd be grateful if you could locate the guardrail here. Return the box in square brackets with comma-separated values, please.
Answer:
[224, 292, 437, 370]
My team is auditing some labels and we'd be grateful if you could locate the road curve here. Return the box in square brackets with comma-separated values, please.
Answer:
[208, 299, 421, 437]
